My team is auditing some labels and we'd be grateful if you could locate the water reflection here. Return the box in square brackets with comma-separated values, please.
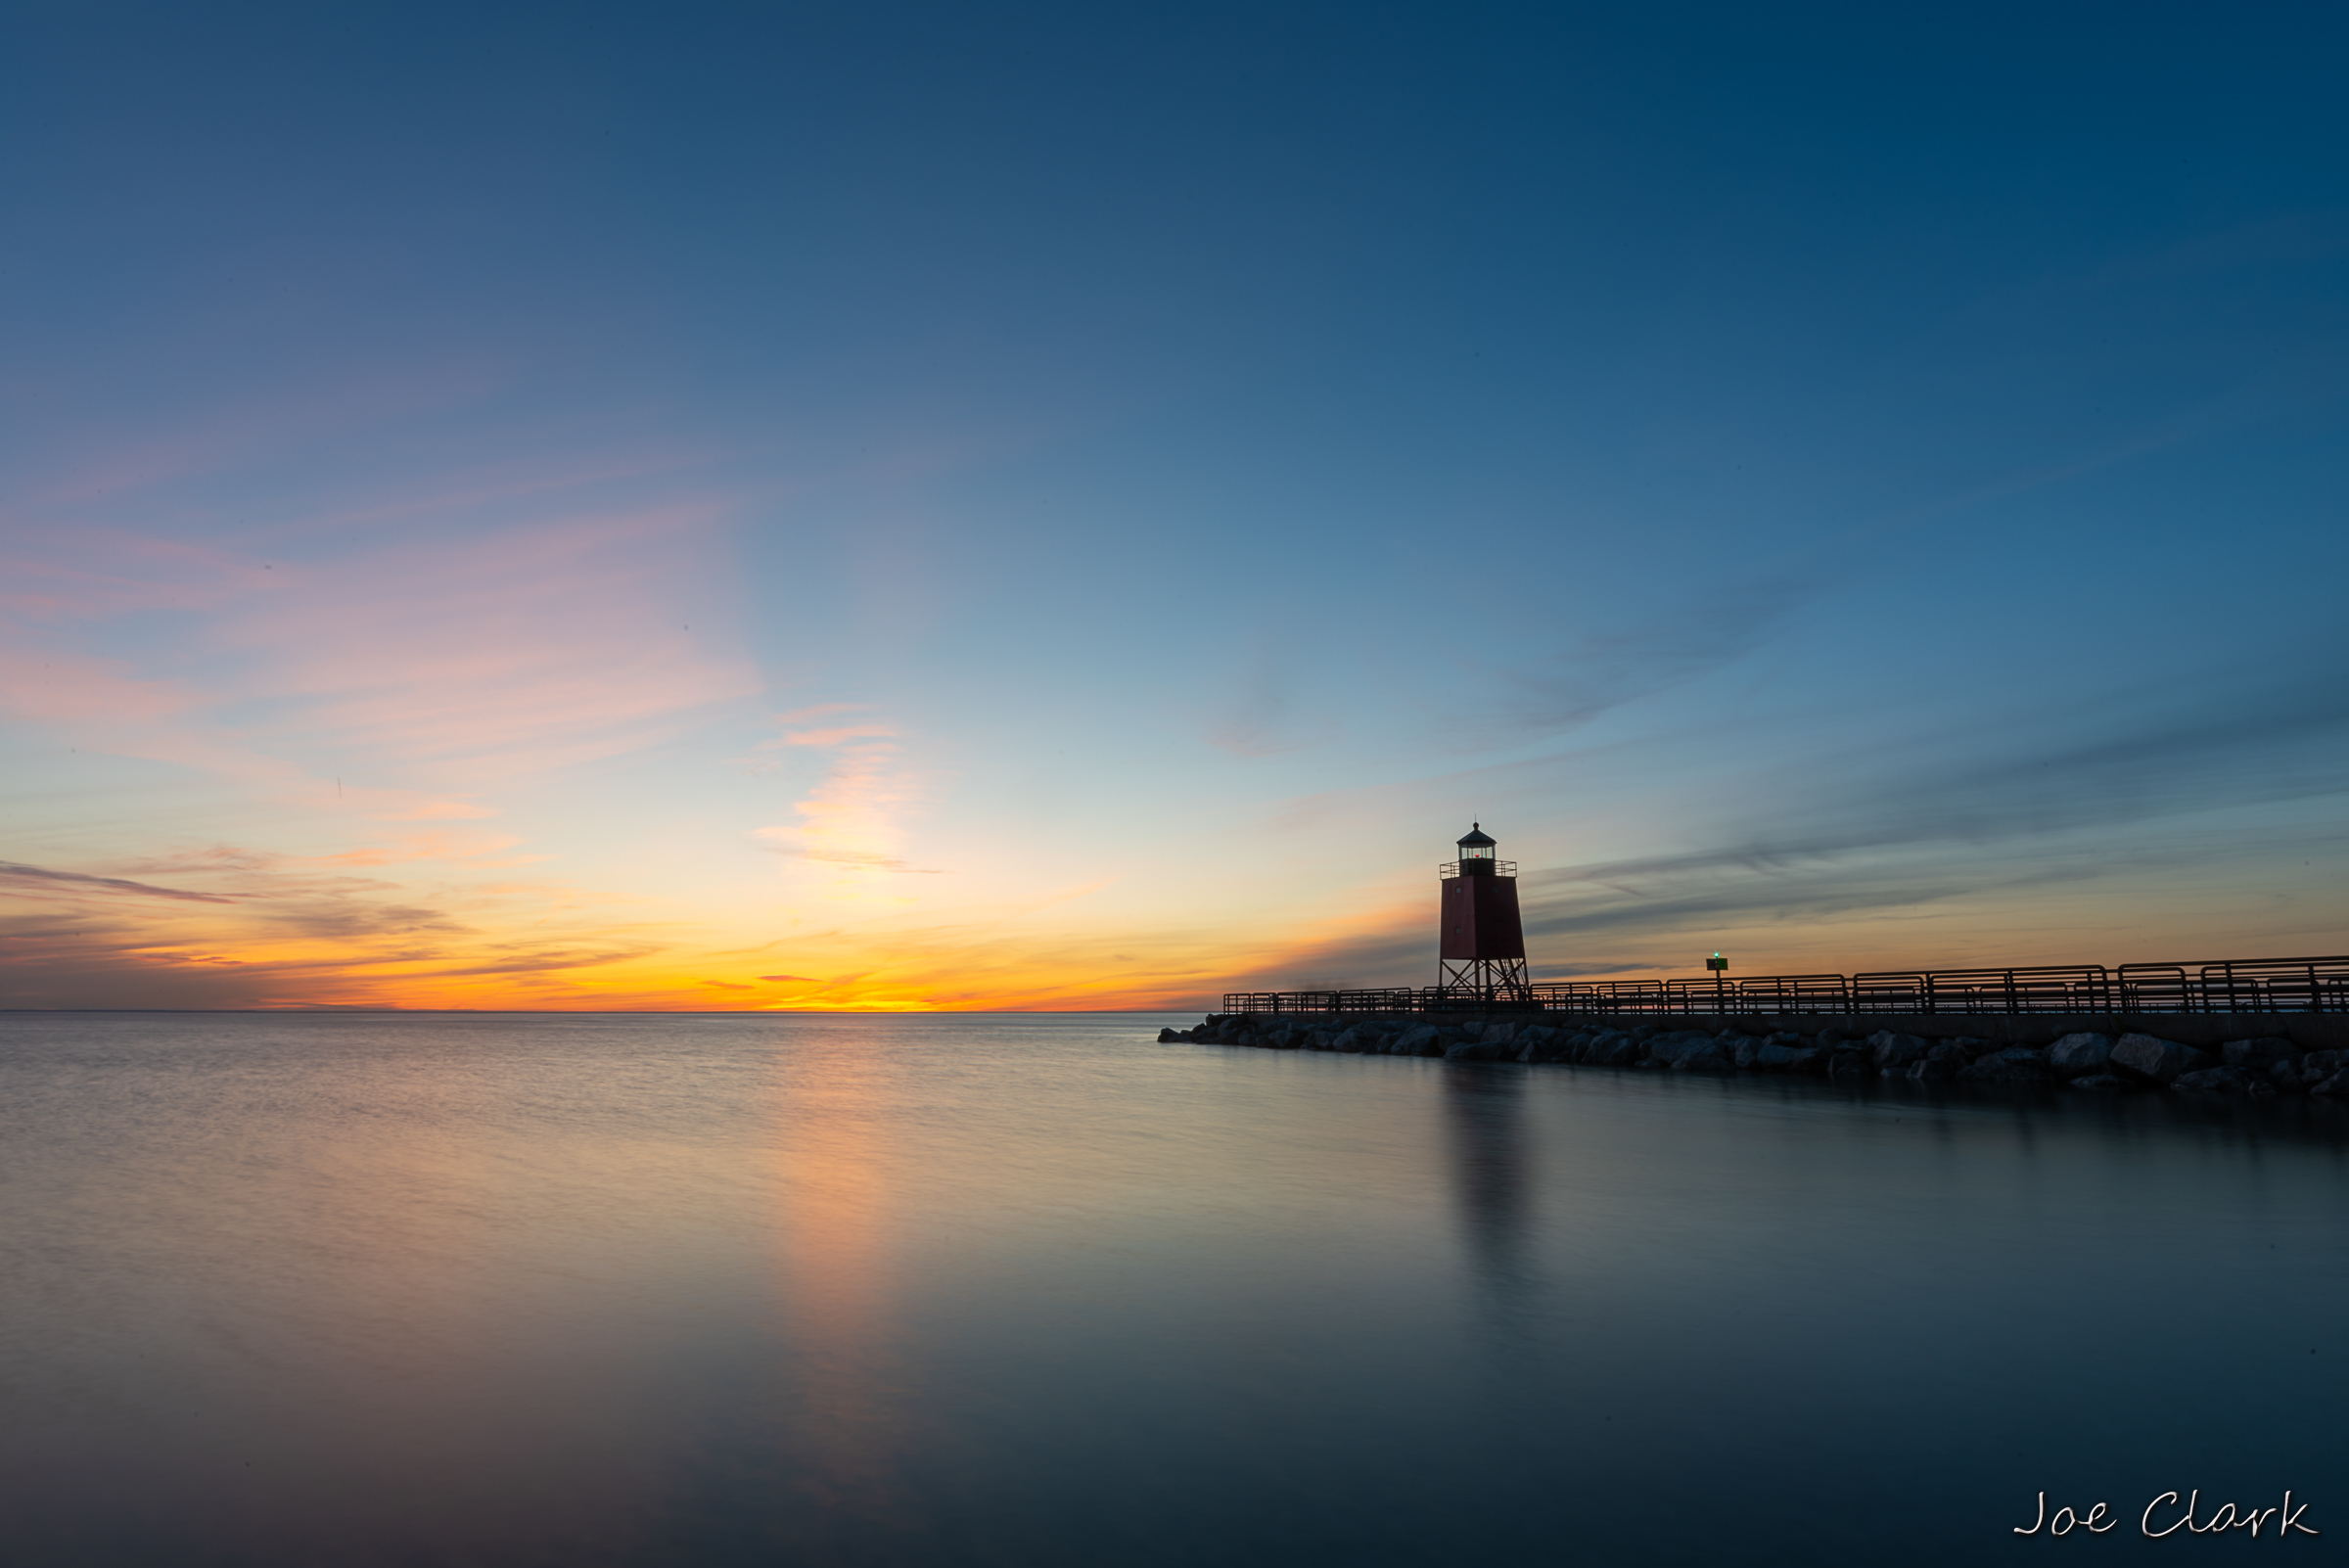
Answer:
[1440, 1064, 1532, 1298]
[762, 1036, 927, 1537]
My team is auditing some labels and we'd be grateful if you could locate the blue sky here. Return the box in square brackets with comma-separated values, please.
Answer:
[2, 0, 2343, 1007]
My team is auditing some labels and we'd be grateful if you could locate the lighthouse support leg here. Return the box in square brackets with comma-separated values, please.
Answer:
[1439, 956, 1532, 1011]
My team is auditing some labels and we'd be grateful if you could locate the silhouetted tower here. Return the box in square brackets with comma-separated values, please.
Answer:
[1439, 823, 1529, 1004]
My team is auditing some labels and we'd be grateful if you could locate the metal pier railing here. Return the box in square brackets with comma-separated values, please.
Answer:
[1221, 955, 2349, 1018]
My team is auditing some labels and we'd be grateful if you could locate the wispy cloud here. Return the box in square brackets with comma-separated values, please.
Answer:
[1505, 659, 2349, 957]
[0, 419, 793, 1008]
[217, 503, 761, 782]
[1488, 589, 1801, 736]
[0, 860, 239, 904]
[754, 707, 942, 883]
[0, 434, 763, 817]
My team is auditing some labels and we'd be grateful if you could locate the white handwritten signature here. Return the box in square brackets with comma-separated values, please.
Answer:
[2013, 1491, 2318, 1538]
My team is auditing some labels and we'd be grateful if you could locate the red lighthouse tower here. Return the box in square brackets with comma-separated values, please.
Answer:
[1439, 823, 1529, 1004]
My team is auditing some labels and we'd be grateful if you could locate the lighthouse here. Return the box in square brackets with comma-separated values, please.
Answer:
[1439, 823, 1530, 1004]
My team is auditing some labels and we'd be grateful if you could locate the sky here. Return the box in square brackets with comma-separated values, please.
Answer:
[2, 0, 2344, 1010]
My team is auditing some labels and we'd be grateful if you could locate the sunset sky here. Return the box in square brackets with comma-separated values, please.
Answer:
[4, 1, 2345, 1009]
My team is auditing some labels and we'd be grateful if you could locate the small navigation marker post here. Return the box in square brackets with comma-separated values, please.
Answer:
[1707, 952, 1727, 1010]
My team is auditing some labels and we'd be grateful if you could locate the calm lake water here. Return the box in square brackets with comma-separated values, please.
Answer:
[2, 1011, 2344, 1566]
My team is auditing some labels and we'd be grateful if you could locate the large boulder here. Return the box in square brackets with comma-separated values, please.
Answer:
[2066, 1074, 2135, 1091]
[1632, 1032, 1681, 1063]
[1666, 1040, 1734, 1072]
[1157, 1027, 1189, 1042]
[1584, 1032, 1641, 1066]
[1756, 1042, 1829, 1074]
[1444, 1037, 1516, 1062]
[1391, 1025, 1444, 1057]
[2046, 1033, 2115, 1078]
[1827, 1051, 1873, 1083]
[2109, 1034, 2208, 1084]
[1644, 1029, 1711, 1059]
[2311, 1071, 2349, 1097]
[1514, 1026, 1569, 1063]
[1907, 1043, 1969, 1083]
[1870, 1033, 1934, 1072]
[2223, 1038, 2301, 1071]
[2173, 1065, 2277, 1096]
[2290, 1048, 2344, 1086]
[1731, 1035, 1796, 1069]
[1960, 1048, 2056, 1086]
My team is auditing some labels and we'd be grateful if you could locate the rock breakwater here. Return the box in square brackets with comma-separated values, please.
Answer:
[1158, 1015, 2349, 1097]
